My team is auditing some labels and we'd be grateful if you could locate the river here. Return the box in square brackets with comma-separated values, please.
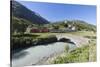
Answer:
[12, 42, 76, 67]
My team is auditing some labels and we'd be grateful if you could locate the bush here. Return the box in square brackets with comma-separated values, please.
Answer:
[36, 35, 58, 45]
[11, 35, 58, 50]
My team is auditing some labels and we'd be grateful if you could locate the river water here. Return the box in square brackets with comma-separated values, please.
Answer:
[12, 42, 76, 67]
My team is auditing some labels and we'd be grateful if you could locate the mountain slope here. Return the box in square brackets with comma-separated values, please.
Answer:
[72, 20, 96, 31]
[11, 1, 49, 24]
[51, 20, 96, 31]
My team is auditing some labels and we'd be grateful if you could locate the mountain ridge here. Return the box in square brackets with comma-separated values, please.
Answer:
[11, 1, 49, 24]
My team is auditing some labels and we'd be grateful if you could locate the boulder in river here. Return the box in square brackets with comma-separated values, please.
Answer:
[58, 38, 71, 43]
[58, 38, 76, 45]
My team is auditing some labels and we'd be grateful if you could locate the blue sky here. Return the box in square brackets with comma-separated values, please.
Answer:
[16, 0, 96, 25]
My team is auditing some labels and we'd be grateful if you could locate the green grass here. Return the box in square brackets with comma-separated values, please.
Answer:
[89, 40, 96, 62]
[50, 39, 96, 64]
[67, 31, 96, 37]
[11, 33, 58, 50]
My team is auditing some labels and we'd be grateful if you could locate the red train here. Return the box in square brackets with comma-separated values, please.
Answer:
[30, 28, 49, 33]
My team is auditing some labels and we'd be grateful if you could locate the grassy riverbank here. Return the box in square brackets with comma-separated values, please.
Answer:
[48, 40, 96, 64]
[48, 31, 96, 64]
[11, 33, 57, 50]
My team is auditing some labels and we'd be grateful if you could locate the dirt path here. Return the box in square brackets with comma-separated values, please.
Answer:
[56, 34, 89, 47]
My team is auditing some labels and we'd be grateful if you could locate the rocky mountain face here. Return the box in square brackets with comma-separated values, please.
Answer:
[11, 1, 49, 24]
